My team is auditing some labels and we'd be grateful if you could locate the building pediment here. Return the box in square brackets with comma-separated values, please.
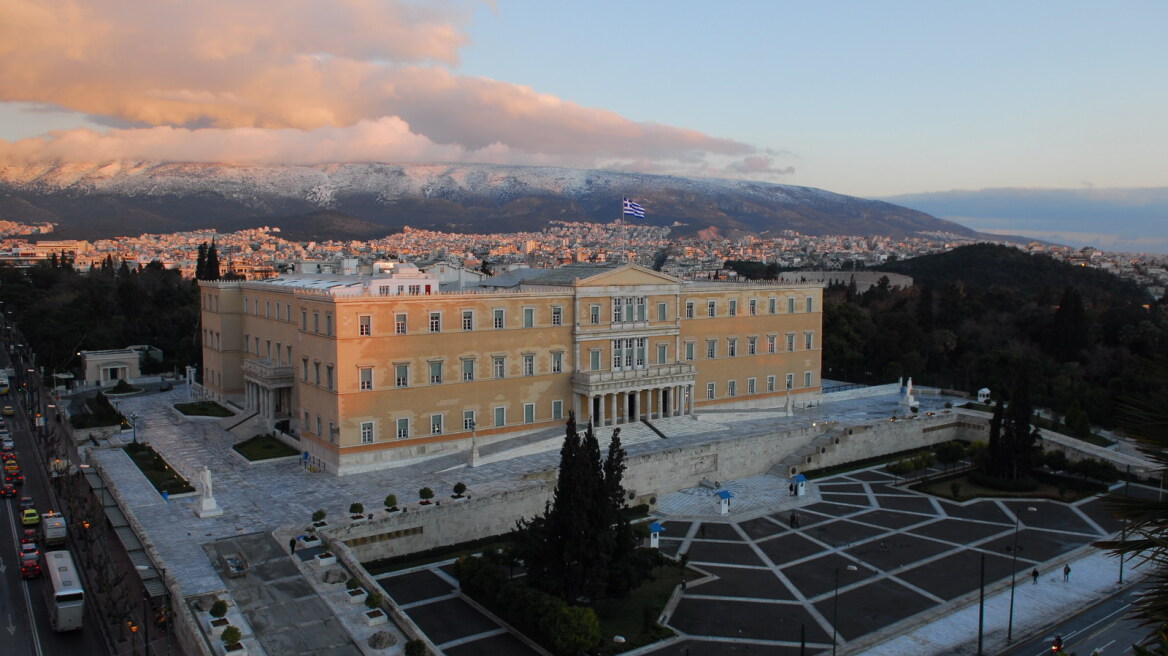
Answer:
[573, 264, 679, 288]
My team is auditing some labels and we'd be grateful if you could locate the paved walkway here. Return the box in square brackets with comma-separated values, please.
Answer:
[79, 385, 1157, 656]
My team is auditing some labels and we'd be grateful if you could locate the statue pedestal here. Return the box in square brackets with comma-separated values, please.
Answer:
[196, 496, 223, 518]
[900, 394, 917, 407]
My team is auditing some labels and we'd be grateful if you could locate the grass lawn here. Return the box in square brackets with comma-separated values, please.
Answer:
[233, 434, 299, 461]
[590, 565, 691, 654]
[914, 473, 1095, 503]
[123, 443, 195, 495]
[174, 401, 234, 417]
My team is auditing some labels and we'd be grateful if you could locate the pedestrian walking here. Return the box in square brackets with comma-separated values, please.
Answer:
[1031, 567, 1039, 585]
[289, 537, 297, 554]
[1063, 563, 1071, 582]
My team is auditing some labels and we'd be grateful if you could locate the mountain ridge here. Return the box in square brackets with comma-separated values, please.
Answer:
[0, 161, 982, 242]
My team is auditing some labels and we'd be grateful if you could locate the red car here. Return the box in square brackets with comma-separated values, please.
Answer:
[19, 551, 40, 578]
[0, 483, 16, 497]
[20, 528, 37, 544]
[4, 470, 23, 486]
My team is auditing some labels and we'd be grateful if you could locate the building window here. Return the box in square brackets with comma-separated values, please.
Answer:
[409, 284, 421, 296]
[707, 300, 716, 317]
[313, 312, 320, 333]
[767, 375, 776, 392]
[493, 308, 505, 329]
[806, 296, 814, 313]
[523, 307, 534, 328]
[244, 333, 249, 353]
[431, 414, 443, 434]
[301, 358, 309, 381]
[804, 332, 814, 350]
[326, 365, 334, 390]
[657, 302, 667, 321]
[767, 335, 777, 354]
[326, 314, 333, 336]
[360, 422, 374, 444]
[523, 354, 535, 376]
[636, 297, 646, 321]
[589, 350, 601, 371]
[706, 340, 716, 359]
[749, 299, 757, 315]
[494, 406, 506, 427]
[379, 285, 390, 296]
[706, 382, 715, 399]
[316, 416, 322, 437]
[728, 380, 737, 397]
[463, 411, 476, 431]
[589, 305, 600, 324]
[728, 300, 737, 317]
[275, 342, 281, 365]
[552, 352, 563, 374]
[395, 313, 407, 335]
[462, 310, 474, 331]
[685, 342, 695, 361]
[313, 362, 321, 386]
[788, 297, 796, 313]
[265, 301, 270, 317]
[748, 337, 757, 355]
[612, 299, 622, 323]
[359, 315, 371, 336]
[656, 343, 667, 364]
[786, 373, 795, 390]
[396, 418, 409, 439]
[552, 400, 563, 420]
[462, 359, 475, 381]
[303, 410, 310, 431]
[493, 356, 506, 379]
[524, 403, 535, 423]
[359, 367, 373, 390]
[748, 378, 756, 394]
[301, 309, 307, 330]
[429, 361, 443, 384]
[728, 338, 737, 357]
[395, 364, 409, 388]
[685, 301, 694, 319]
[786, 333, 795, 352]
[551, 306, 562, 326]
[429, 312, 441, 333]
[768, 298, 777, 314]
[804, 371, 813, 388]
[254, 336, 260, 354]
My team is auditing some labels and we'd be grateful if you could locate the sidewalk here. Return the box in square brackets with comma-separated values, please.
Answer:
[856, 547, 1147, 656]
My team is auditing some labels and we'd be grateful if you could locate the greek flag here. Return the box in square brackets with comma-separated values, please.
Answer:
[622, 197, 646, 219]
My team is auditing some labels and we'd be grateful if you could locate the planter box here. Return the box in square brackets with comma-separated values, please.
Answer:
[349, 515, 367, 524]
[301, 535, 320, 547]
[346, 588, 368, 605]
[223, 643, 247, 656]
[209, 617, 229, 637]
[365, 609, 387, 627]
[314, 553, 337, 567]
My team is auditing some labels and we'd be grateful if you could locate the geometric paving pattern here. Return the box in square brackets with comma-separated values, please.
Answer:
[647, 467, 1115, 655]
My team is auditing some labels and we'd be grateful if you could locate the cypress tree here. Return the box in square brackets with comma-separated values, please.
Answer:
[196, 242, 207, 280]
[206, 240, 221, 281]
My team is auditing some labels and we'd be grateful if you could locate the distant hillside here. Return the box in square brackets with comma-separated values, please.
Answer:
[0, 161, 983, 242]
[880, 243, 1149, 304]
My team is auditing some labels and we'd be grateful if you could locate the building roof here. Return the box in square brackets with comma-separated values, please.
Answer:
[717, 490, 734, 500]
[648, 522, 664, 534]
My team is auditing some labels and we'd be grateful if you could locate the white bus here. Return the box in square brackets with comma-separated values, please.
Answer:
[0, 372, 9, 395]
[44, 550, 84, 631]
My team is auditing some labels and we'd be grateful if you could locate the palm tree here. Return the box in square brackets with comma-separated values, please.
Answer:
[1098, 358, 1168, 638]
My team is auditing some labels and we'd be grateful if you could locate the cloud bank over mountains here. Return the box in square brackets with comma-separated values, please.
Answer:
[884, 187, 1168, 254]
[0, 0, 774, 177]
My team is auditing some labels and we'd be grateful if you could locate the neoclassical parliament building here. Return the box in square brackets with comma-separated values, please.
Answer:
[199, 262, 822, 474]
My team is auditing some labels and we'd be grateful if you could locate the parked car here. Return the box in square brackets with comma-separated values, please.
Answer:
[20, 508, 38, 525]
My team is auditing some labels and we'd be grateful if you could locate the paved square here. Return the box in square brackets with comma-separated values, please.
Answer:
[816, 578, 936, 641]
[691, 565, 799, 600]
[378, 569, 455, 606]
[443, 632, 539, 656]
[896, 550, 1015, 600]
[845, 533, 953, 572]
[404, 597, 500, 645]
[669, 597, 829, 643]
[686, 540, 766, 566]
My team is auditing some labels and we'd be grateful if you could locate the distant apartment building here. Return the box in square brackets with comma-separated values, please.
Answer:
[199, 262, 822, 474]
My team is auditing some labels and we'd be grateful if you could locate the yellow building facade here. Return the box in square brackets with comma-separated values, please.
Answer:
[199, 263, 822, 475]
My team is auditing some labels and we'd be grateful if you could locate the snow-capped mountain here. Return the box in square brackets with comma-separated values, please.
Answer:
[0, 161, 979, 241]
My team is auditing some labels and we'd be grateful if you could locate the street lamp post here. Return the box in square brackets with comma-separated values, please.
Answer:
[468, 418, 478, 467]
[831, 564, 858, 656]
[1007, 506, 1038, 641]
[131, 412, 138, 445]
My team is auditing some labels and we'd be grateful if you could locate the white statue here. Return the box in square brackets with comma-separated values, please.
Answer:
[197, 466, 223, 517]
[201, 466, 213, 499]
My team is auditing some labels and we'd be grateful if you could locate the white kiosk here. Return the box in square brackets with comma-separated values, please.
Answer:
[648, 522, 664, 549]
[717, 489, 734, 515]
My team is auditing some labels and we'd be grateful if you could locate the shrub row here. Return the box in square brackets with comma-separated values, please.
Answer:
[455, 554, 600, 656]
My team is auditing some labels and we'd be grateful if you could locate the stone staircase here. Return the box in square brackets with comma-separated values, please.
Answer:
[768, 427, 850, 479]
[217, 409, 268, 440]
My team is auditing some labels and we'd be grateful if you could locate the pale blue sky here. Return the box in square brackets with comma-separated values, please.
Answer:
[1, 0, 1164, 197]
